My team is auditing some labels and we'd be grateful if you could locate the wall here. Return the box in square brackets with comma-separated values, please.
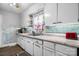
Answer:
[21, 3, 45, 27]
[58, 3, 78, 23]
[21, 3, 79, 34]
[0, 9, 21, 45]
[0, 15, 2, 46]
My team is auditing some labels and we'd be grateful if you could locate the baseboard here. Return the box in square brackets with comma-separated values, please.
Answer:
[0, 43, 17, 48]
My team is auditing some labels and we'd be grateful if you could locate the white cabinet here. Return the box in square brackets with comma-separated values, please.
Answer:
[18, 36, 77, 56]
[55, 51, 67, 56]
[44, 3, 57, 25]
[58, 3, 78, 23]
[17, 36, 33, 55]
[43, 41, 55, 56]
[24, 37, 33, 55]
[43, 47, 54, 56]
[18, 36, 22, 46]
[44, 3, 78, 25]
[56, 44, 77, 56]
[34, 40, 43, 56]
[43, 41, 54, 49]
[34, 43, 42, 56]
[18, 36, 25, 49]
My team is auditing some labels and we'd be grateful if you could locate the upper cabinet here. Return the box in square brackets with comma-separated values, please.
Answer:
[44, 3, 57, 26]
[58, 3, 78, 23]
[44, 3, 79, 26]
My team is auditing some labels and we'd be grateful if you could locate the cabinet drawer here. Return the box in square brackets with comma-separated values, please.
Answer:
[56, 44, 77, 56]
[55, 51, 67, 56]
[43, 47, 54, 56]
[34, 43, 43, 56]
[17, 36, 23, 45]
[43, 41, 54, 49]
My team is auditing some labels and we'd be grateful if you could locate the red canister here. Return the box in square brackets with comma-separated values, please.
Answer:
[66, 32, 77, 40]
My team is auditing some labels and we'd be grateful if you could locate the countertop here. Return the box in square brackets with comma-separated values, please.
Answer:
[18, 33, 79, 48]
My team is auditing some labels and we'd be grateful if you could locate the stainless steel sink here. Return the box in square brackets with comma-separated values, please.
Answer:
[28, 33, 44, 36]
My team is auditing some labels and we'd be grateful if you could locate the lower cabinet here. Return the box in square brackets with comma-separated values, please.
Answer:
[55, 44, 77, 56]
[34, 42, 43, 56]
[17, 36, 33, 55]
[24, 38, 33, 55]
[43, 41, 55, 56]
[55, 51, 67, 56]
[43, 47, 54, 56]
[17, 36, 25, 49]
[17, 36, 21, 46]
[18, 36, 77, 56]
[43, 41, 54, 49]
[25, 38, 33, 55]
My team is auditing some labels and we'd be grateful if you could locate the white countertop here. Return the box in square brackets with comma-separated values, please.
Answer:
[18, 33, 79, 48]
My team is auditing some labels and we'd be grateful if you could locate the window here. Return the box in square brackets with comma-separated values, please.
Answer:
[32, 10, 45, 32]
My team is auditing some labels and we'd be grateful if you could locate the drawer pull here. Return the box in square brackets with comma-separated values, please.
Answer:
[35, 44, 40, 48]
[57, 22, 62, 23]
[53, 22, 57, 24]
[44, 47, 53, 52]
[35, 41, 39, 44]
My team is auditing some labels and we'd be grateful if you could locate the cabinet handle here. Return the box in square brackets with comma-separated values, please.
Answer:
[57, 22, 62, 23]
[35, 41, 42, 45]
[44, 47, 53, 52]
[53, 22, 62, 24]
[35, 41, 40, 44]
[35, 44, 40, 48]
[53, 22, 57, 24]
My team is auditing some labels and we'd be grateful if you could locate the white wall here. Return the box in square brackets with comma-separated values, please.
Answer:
[0, 10, 21, 29]
[21, 3, 45, 27]
[0, 9, 21, 45]
[0, 15, 2, 46]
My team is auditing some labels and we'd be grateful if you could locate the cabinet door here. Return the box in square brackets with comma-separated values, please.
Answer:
[18, 37, 33, 55]
[56, 44, 77, 56]
[34, 43, 42, 56]
[17, 36, 20, 45]
[58, 3, 78, 23]
[44, 3, 57, 25]
[23, 37, 33, 55]
[43, 41, 54, 49]
[18, 37, 26, 50]
[17, 36, 24, 48]
[43, 47, 54, 56]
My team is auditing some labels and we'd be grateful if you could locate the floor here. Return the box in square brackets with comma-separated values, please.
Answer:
[0, 45, 31, 56]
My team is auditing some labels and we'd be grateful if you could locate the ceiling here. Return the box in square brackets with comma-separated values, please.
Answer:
[0, 3, 33, 13]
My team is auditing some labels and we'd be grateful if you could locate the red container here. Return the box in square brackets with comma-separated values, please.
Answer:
[66, 32, 77, 40]
[66, 33, 70, 39]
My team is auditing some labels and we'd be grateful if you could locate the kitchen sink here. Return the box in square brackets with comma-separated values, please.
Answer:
[28, 33, 44, 36]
